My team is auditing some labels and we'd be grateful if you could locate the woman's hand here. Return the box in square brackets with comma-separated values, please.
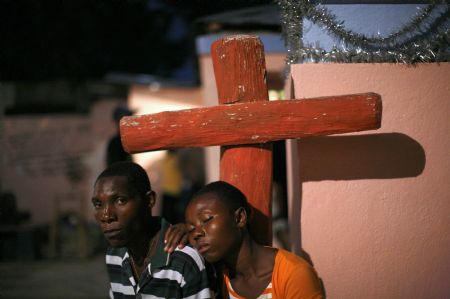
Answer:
[164, 223, 189, 253]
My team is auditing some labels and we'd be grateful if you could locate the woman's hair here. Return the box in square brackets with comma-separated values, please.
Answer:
[192, 181, 252, 217]
[95, 161, 151, 198]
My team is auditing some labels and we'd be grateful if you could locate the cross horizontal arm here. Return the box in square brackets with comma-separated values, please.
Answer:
[120, 92, 381, 154]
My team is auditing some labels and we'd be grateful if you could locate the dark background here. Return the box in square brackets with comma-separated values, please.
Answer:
[0, 0, 273, 83]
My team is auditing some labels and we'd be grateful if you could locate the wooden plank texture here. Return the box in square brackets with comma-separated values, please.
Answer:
[120, 93, 382, 153]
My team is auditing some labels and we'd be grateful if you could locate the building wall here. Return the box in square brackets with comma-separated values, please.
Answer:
[291, 63, 450, 299]
[2, 100, 122, 225]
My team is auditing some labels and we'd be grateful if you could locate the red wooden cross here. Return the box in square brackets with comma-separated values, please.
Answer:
[120, 35, 382, 245]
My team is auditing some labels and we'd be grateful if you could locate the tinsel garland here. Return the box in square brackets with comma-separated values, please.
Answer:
[276, 0, 450, 65]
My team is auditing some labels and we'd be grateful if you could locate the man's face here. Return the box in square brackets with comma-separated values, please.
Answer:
[91, 175, 152, 248]
[185, 193, 242, 263]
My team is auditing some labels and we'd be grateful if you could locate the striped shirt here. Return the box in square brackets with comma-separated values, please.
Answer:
[105, 218, 216, 299]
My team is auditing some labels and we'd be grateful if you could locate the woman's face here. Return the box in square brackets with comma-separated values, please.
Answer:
[185, 193, 242, 263]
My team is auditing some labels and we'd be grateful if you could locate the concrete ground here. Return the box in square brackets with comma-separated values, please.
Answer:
[0, 254, 109, 299]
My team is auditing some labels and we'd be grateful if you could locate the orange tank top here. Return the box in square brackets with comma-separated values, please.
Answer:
[222, 248, 324, 299]
[223, 275, 273, 299]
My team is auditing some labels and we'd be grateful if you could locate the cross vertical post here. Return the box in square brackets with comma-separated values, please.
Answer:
[211, 36, 273, 245]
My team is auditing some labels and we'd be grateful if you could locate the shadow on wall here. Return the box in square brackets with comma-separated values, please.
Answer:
[298, 132, 425, 181]
[293, 132, 426, 297]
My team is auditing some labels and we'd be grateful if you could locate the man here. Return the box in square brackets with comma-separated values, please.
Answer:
[91, 161, 216, 298]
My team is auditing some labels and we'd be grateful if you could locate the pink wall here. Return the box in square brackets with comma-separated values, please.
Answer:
[2, 100, 122, 225]
[291, 63, 450, 299]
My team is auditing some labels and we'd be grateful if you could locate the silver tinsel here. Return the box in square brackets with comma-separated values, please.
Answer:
[276, 0, 450, 65]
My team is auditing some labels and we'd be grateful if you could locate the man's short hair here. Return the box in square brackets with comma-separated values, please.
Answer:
[192, 181, 252, 217]
[112, 106, 132, 122]
[96, 161, 151, 198]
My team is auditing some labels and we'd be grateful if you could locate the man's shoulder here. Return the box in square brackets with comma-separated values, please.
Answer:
[159, 218, 206, 271]
[169, 245, 207, 271]
[172, 245, 206, 266]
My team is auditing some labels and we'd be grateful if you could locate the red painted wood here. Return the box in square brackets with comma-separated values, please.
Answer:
[118, 34, 384, 246]
[219, 145, 273, 245]
[120, 93, 382, 153]
[212, 35, 273, 245]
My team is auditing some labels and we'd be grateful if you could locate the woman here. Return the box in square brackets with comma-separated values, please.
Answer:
[185, 181, 324, 299]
